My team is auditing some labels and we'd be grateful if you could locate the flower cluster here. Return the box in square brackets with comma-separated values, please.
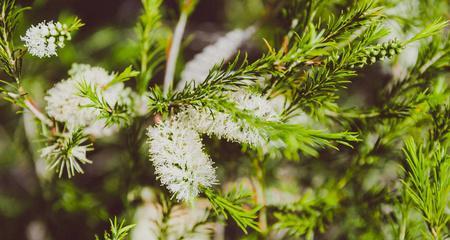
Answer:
[131, 193, 214, 240]
[177, 27, 255, 90]
[177, 90, 279, 147]
[40, 129, 92, 178]
[147, 119, 217, 202]
[147, 89, 279, 201]
[45, 64, 131, 137]
[21, 21, 72, 58]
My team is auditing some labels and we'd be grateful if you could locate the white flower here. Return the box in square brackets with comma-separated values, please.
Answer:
[229, 90, 279, 122]
[40, 129, 92, 178]
[131, 197, 214, 240]
[167, 201, 214, 240]
[45, 78, 95, 128]
[132, 202, 163, 240]
[45, 64, 131, 137]
[147, 120, 217, 202]
[177, 90, 279, 147]
[21, 21, 71, 58]
[177, 27, 255, 90]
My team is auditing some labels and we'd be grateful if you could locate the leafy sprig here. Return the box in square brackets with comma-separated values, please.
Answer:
[105, 65, 139, 88]
[95, 217, 135, 240]
[43, 128, 93, 178]
[203, 187, 260, 234]
[273, 188, 339, 238]
[0, 0, 29, 81]
[401, 138, 449, 239]
[135, 0, 166, 93]
[77, 80, 131, 127]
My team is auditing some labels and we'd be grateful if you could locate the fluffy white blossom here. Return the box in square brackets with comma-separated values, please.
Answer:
[45, 64, 130, 137]
[177, 27, 255, 90]
[45, 78, 95, 128]
[40, 129, 92, 178]
[131, 202, 163, 240]
[177, 90, 279, 147]
[21, 21, 71, 58]
[147, 120, 217, 202]
[132, 197, 214, 240]
[166, 201, 214, 240]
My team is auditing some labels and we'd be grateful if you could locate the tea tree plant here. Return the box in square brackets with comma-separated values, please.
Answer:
[0, 0, 448, 239]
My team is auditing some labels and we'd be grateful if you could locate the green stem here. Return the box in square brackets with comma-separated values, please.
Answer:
[398, 213, 406, 240]
[252, 156, 268, 236]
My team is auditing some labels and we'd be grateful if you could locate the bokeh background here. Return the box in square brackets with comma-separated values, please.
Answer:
[0, 0, 448, 239]
[2, 1, 265, 239]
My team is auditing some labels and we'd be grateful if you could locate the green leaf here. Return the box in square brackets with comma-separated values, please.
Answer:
[95, 217, 135, 240]
[203, 187, 260, 234]
[105, 65, 139, 89]
[404, 19, 449, 44]
[66, 16, 85, 32]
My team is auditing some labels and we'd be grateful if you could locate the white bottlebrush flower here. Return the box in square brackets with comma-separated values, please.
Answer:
[40, 129, 92, 178]
[167, 201, 214, 240]
[147, 120, 217, 202]
[229, 90, 280, 122]
[132, 202, 164, 240]
[45, 64, 131, 138]
[177, 27, 255, 90]
[132, 197, 214, 240]
[45, 78, 96, 128]
[177, 89, 279, 147]
[21, 21, 71, 58]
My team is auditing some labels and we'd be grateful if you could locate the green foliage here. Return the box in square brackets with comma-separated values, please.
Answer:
[160, 54, 275, 111]
[429, 105, 450, 144]
[228, 105, 360, 157]
[262, 122, 358, 158]
[66, 17, 85, 32]
[43, 128, 93, 178]
[322, 1, 382, 42]
[273, 188, 339, 239]
[0, 0, 448, 239]
[135, 0, 166, 93]
[401, 138, 449, 239]
[95, 217, 135, 240]
[105, 65, 139, 88]
[404, 19, 449, 44]
[0, 0, 29, 81]
[77, 80, 131, 127]
[203, 187, 260, 234]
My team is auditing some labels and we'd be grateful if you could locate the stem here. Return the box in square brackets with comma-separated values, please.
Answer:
[2, 21, 20, 83]
[252, 157, 268, 236]
[429, 225, 441, 240]
[398, 213, 406, 240]
[24, 98, 52, 126]
[163, 12, 188, 95]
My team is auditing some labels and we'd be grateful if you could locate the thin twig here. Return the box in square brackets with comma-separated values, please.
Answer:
[163, 12, 188, 95]
[24, 98, 52, 126]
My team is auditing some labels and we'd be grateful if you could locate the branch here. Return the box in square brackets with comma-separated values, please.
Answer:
[163, 12, 188, 95]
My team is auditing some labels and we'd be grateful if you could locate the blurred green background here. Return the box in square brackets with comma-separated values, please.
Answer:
[0, 0, 271, 239]
[0, 0, 448, 239]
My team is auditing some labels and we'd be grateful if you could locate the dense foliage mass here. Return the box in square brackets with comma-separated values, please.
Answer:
[0, 0, 448, 239]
